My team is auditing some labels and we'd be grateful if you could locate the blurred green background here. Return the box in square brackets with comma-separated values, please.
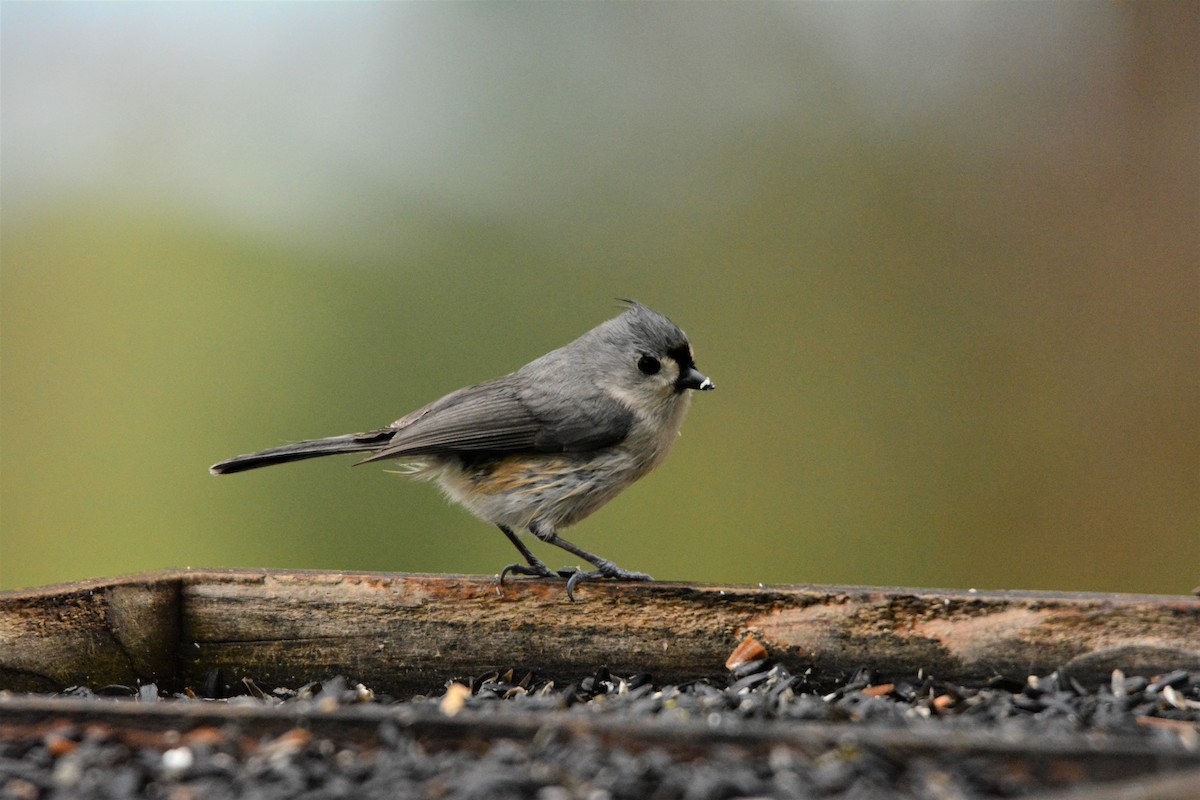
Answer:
[2, 3, 1197, 594]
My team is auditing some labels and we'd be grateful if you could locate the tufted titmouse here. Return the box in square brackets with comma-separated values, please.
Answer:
[210, 301, 713, 599]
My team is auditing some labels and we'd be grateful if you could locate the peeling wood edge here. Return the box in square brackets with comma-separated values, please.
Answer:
[4, 567, 1199, 603]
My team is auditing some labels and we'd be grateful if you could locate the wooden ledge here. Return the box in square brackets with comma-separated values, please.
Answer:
[2, 569, 1198, 695]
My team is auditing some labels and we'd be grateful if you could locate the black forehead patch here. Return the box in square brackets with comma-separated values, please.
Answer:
[667, 343, 695, 369]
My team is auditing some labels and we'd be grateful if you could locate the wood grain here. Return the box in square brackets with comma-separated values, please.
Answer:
[2, 570, 1197, 695]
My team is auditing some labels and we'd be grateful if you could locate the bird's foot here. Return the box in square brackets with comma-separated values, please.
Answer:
[499, 561, 559, 584]
[563, 561, 654, 602]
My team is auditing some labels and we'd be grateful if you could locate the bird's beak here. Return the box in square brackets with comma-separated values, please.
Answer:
[677, 366, 715, 392]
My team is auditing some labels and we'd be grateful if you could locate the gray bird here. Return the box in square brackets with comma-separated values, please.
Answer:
[210, 301, 714, 599]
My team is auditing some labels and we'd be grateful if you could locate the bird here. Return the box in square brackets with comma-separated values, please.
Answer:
[210, 301, 714, 599]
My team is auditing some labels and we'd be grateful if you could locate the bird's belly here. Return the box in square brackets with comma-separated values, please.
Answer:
[420, 450, 648, 531]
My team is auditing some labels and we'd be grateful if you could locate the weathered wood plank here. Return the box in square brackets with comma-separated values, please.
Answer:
[0, 574, 180, 692]
[1, 570, 1197, 696]
[178, 571, 1200, 695]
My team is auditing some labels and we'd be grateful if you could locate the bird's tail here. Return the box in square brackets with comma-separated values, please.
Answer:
[209, 429, 395, 475]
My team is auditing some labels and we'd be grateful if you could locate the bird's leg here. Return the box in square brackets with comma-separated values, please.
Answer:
[497, 525, 559, 583]
[529, 522, 653, 601]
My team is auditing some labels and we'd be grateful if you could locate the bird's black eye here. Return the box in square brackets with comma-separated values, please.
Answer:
[637, 355, 661, 375]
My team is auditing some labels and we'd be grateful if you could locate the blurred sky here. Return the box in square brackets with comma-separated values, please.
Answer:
[2, 2, 1197, 594]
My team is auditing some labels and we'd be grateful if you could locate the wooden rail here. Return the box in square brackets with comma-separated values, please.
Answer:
[2, 569, 1197, 696]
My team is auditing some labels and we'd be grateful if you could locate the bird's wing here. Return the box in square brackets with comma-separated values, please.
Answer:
[358, 378, 633, 463]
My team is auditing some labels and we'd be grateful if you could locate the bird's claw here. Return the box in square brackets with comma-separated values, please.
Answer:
[564, 564, 653, 602]
[499, 561, 559, 584]
[499, 558, 652, 601]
